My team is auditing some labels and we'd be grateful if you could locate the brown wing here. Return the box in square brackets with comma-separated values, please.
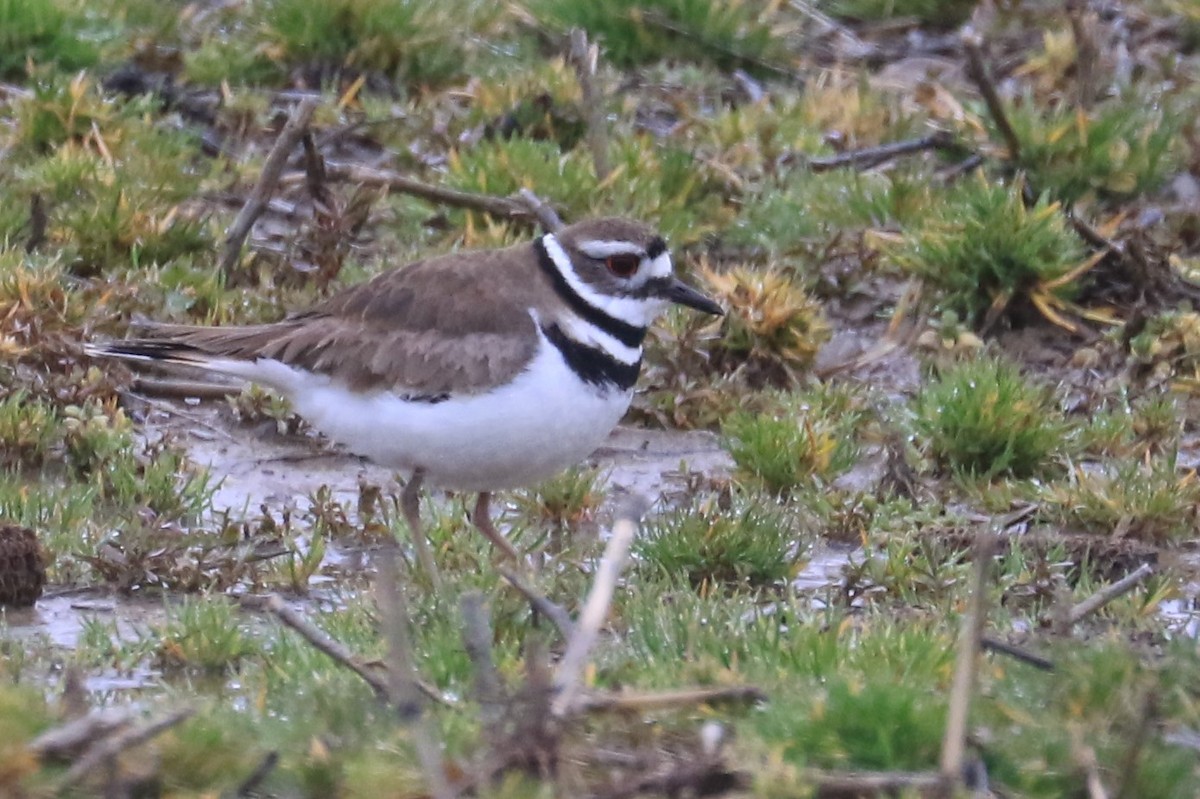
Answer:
[137, 243, 550, 397]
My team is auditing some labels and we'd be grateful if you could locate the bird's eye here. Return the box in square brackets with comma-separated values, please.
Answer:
[605, 254, 641, 278]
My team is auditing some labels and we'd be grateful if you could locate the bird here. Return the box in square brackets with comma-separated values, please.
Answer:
[86, 217, 723, 582]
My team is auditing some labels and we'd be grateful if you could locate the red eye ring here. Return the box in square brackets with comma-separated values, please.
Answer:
[606, 254, 640, 278]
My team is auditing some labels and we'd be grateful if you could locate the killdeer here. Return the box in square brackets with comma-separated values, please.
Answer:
[86, 217, 722, 581]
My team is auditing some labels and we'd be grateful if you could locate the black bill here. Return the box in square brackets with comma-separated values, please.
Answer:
[661, 277, 724, 315]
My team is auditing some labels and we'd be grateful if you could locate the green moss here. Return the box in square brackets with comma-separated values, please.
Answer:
[889, 175, 1087, 325]
[1010, 94, 1181, 204]
[636, 492, 804, 587]
[912, 357, 1070, 479]
[0, 0, 98, 79]
[530, 0, 790, 73]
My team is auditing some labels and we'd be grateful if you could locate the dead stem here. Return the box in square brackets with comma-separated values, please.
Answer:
[568, 28, 610, 182]
[1114, 690, 1157, 799]
[807, 132, 959, 172]
[55, 707, 195, 792]
[962, 29, 1022, 163]
[552, 512, 641, 717]
[220, 97, 318, 274]
[460, 591, 505, 725]
[939, 531, 995, 789]
[499, 566, 576, 641]
[374, 540, 454, 799]
[1067, 562, 1155, 628]
[1071, 725, 1111, 799]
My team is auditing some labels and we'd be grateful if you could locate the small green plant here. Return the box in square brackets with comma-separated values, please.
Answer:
[1009, 94, 1180, 204]
[912, 357, 1069, 479]
[0, 391, 61, 468]
[61, 399, 133, 475]
[529, 0, 790, 72]
[636, 492, 803, 587]
[514, 465, 604, 532]
[701, 264, 830, 386]
[1128, 309, 1200, 389]
[730, 169, 930, 256]
[0, 0, 97, 79]
[826, 0, 977, 27]
[1040, 455, 1200, 543]
[260, 0, 503, 87]
[446, 135, 730, 245]
[723, 387, 861, 495]
[889, 174, 1088, 326]
[156, 596, 257, 672]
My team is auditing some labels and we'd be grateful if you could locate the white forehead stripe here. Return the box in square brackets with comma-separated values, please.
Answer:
[542, 233, 664, 327]
[577, 239, 647, 259]
[646, 251, 672, 280]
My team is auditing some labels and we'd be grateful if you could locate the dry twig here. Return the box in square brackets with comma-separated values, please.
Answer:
[801, 768, 943, 797]
[235, 750, 279, 797]
[516, 188, 564, 233]
[499, 566, 575, 641]
[1067, 563, 1155, 628]
[374, 541, 454, 799]
[552, 513, 640, 716]
[576, 685, 764, 713]
[220, 97, 319, 274]
[962, 29, 1021, 162]
[28, 707, 136, 761]
[56, 707, 195, 791]
[980, 635, 1055, 671]
[568, 29, 610, 181]
[807, 132, 959, 172]
[240, 593, 391, 701]
[939, 532, 995, 788]
[291, 161, 535, 222]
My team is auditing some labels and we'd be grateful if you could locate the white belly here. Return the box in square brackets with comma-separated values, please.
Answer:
[272, 340, 631, 491]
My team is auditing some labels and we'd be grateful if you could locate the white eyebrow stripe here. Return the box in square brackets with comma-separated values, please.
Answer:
[645, 251, 672, 280]
[577, 240, 647, 259]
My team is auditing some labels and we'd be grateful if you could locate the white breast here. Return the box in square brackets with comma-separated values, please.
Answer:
[267, 333, 633, 491]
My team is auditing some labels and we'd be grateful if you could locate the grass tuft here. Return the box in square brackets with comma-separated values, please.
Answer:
[636, 492, 803, 588]
[723, 386, 862, 495]
[889, 174, 1087, 325]
[529, 0, 792, 73]
[912, 357, 1069, 479]
[156, 596, 257, 672]
[701, 264, 830, 385]
[1009, 94, 1181, 204]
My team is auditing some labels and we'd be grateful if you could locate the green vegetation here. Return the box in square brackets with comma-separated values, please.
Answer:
[0, 0, 98, 79]
[912, 357, 1069, 479]
[723, 387, 862, 494]
[1, 0, 1199, 796]
[530, 0, 789, 71]
[825, 0, 977, 27]
[890, 174, 1088, 325]
[635, 492, 803, 586]
[1010, 94, 1181, 204]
